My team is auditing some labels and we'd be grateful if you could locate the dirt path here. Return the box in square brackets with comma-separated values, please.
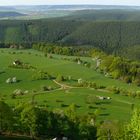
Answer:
[33, 80, 111, 99]
[53, 80, 74, 89]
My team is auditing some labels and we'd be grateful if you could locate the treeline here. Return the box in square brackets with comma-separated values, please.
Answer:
[0, 101, 97, 140]
[32, 43, 91, 56]
[1, 100, 140, 140]
[0, 19, 140, 60]
[91, 49, 140, 86]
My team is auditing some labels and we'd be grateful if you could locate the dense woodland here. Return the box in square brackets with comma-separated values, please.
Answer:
[1, 100, 140, 140]
[0, 18, 140, 60]
[66, 10, 140, 21]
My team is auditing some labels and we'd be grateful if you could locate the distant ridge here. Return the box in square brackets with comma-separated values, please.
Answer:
[1, 5, 140, 12]
[0, 6, 16, 11]
[0, 11, 26, 18]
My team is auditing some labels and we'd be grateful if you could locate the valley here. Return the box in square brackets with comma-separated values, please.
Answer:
[0, 4, 140, 140]
[0, 48, 139, 123]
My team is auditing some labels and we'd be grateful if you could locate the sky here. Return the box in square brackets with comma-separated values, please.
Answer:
[0, 0, 140, 6]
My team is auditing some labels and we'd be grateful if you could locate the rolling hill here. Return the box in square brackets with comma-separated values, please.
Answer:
[0, 18, 140, 60]
[65, 10, 140, 21]
[0, 5, 140, 139]
[0, 8, 140, 60]
[0, 11, 26, 18]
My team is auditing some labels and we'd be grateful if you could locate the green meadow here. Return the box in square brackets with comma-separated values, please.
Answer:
[0, 48, 140, 122]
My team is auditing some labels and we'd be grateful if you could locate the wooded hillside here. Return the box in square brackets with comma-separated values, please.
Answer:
[0, 18, 140, 60]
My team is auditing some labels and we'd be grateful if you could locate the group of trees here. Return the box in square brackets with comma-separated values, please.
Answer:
[32, 43, 90, 56]
[0, 101, 97, 140]
[32, 70, 53, 81]
[1, 100, 140, 140]
[92, 49, 140, 86]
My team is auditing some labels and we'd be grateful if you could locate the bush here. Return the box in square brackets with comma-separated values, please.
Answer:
[87, 105, 94, 109]
[133, 79, 140, 86]
[41, 85, 49, 91]
[123, 76, 132, 83]
[32, 70, 52, 80]
[11, 94, 16, 99]
[56, 99, 63, 103]
[61, 104, 69, 108]
[106, 86, 120, 94]
[56, 75, 64, 82]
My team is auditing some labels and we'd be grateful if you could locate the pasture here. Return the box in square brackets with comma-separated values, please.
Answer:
[0, 48, 140, 122]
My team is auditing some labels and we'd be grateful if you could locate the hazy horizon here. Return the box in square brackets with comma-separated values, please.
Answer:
[0, 0, 140, 6]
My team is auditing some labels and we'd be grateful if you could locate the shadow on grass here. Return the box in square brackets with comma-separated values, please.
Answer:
[39, 104, 49, 107]
[88, 106, 98, 109]
[0, 71, 5, 75]
[61, 104, 69, 107]
[99, 113, 109, 116]
[100, 107, 106, 110]
[56, 99, 64, 103]
[95, 101, 111, 105]
[75, 104, 81, 108]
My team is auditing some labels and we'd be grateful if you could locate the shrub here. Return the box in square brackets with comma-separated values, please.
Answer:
[32, 70, 52, 80]
[56, 75, 64, 82]
[56, 99, 63, 103]
[41, 85, 49, 91]
[123, 76, 132, 83]
[11, 94, 16, 99]
[133, 78, 140, 86]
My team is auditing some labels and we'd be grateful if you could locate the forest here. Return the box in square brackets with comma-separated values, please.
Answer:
[0, 18, 140, 60]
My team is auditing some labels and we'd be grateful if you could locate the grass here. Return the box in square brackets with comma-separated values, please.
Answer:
[6, 87, 140, 122]
[35, 88, 133, 121]
[0, 48, 140, 122]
